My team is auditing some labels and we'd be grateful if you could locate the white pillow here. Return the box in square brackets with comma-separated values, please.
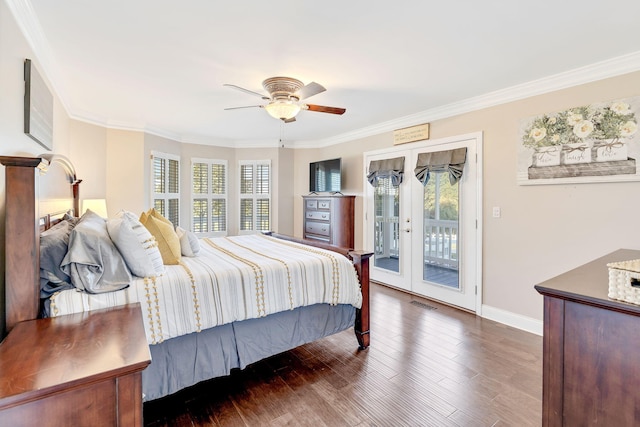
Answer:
[107, 210, 165, 277]
[176, 226, 201, 257]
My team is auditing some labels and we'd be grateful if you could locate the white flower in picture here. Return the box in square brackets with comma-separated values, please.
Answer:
[567, 113, 584, 126]
[620, 120, 638, 137]
[530, 127, 547, 142]
[573, 120, 594, 138]
[610, 102, 632, 115]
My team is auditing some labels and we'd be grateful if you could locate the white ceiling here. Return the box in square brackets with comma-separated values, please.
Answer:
[13, 0, 640, 147]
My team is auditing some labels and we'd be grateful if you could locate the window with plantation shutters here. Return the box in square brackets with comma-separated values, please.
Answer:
[191, 158, 227, 236]
[151, 151, 180, 227]
[239, 160, 271, 234]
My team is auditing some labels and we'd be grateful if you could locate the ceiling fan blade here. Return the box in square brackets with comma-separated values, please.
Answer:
[304, 104, 346, 115]
[224, 105, 263, 110]
[223, 84, 271, 100]
[295, 82, 326, 100]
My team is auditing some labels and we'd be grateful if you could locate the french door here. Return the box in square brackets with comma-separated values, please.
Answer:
[364, 133, 482, 312]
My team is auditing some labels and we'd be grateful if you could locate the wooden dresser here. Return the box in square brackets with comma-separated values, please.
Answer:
[0, 304, 151, 427]
[303, 195, 355, 249]
[535, 249, 640, 426]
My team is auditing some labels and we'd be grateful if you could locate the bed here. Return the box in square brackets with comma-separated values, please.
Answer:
[0, 154, 371, 401]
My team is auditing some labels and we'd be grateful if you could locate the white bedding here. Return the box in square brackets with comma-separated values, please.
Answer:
[48, 234, 362, 344]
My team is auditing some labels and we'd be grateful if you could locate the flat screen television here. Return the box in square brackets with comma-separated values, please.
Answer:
[309, 157, 342, 193]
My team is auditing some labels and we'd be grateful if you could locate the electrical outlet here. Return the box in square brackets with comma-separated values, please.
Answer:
[492, 207, 501, 218]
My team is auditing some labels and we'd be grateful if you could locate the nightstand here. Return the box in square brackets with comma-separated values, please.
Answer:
[0, 303, 151, 426]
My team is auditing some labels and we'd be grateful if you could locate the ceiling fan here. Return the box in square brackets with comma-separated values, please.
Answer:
[223, 77, 346, 123]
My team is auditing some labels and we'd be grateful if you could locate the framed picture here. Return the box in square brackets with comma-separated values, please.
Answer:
[24, 58, 53, 151]
[517, 96, 640, 185]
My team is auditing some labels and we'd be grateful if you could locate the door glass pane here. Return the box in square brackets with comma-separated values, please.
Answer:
[423, 172, 459, 288]
[374, 177, 400, 272]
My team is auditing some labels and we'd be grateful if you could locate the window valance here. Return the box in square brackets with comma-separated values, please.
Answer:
[414, 148, 467, 186]
[367, 156, 405, 186]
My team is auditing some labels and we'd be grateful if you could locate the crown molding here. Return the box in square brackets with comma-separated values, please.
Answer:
[295, 51, 640, 148]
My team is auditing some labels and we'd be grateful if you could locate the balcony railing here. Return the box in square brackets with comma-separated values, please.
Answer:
[374, 217, 458, 270]
[424, 219, 458, 270]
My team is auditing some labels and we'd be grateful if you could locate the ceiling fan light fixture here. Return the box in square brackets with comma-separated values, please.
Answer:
[264, 100, 301, 120]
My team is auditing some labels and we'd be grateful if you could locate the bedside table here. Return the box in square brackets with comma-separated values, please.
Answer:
[0, 303, 151, 426]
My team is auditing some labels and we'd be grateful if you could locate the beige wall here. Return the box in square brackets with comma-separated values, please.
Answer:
[106, 128, 145, 216]
[292, 71, 640, 325]
[68, 120, 107, 200]
[276, 147, 295, 236]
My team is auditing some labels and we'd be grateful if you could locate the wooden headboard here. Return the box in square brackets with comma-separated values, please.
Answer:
[1, 155, 81, 332]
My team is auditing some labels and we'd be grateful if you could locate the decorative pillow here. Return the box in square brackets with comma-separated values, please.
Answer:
[107, 211, 165, 277]
[40, 219, 76, 297]
[141, 214, 181, 265]
[176, 226, 201, 257]
[148, 208, 173, 226]
[63, 211, 80, 226]
[61, 210, 132, 294]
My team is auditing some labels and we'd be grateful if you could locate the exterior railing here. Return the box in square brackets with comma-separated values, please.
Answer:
[374, 216, 399, 258]
[424, 219, 458, 269]
[374, 216, 458, 270]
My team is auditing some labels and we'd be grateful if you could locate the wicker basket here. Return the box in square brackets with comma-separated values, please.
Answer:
[607, 259, 640, 305]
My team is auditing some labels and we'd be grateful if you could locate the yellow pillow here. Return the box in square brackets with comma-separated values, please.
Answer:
[149, 208, 173, 226]
[141, 214, 181, 265]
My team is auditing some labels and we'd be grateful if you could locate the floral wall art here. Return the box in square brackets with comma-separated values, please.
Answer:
[517, 96, 640, 184]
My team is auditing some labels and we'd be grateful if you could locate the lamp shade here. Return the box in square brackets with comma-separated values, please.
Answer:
[264, 100, 301, 120]
[82, 199, 108, 218]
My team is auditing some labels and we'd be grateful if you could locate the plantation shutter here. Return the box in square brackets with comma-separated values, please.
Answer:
[192, 160, 227, 235]
[152, 152, 180, 226]
[239, 161, 271, 233]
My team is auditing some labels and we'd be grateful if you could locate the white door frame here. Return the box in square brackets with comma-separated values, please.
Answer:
[363, 132, 483, 315]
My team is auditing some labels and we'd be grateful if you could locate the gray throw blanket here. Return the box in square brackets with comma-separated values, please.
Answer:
[61, 210, 132, 293]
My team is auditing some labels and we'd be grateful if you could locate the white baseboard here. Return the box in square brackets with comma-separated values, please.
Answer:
[481, 304, 543, 336]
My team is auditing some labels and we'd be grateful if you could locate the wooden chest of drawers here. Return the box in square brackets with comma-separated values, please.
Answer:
[535, 249, 640, 426]
[303, 195, 355, 249]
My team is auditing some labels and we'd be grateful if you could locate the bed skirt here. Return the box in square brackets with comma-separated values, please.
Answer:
[142, 303, 356, 401]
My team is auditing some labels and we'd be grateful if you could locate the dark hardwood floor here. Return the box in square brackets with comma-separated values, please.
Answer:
[144, 283, 542, 426]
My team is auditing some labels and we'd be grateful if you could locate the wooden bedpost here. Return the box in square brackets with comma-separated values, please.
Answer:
[1, 155, 80, 332]
[350, 250, 372, 349]
[1, 156, 43, 332]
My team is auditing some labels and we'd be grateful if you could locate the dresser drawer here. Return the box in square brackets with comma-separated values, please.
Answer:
[317, 200, 331, 210]
[306, 211, 330, 221]
[306, 200, 318, 209]
[305, 221, 330, 237]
